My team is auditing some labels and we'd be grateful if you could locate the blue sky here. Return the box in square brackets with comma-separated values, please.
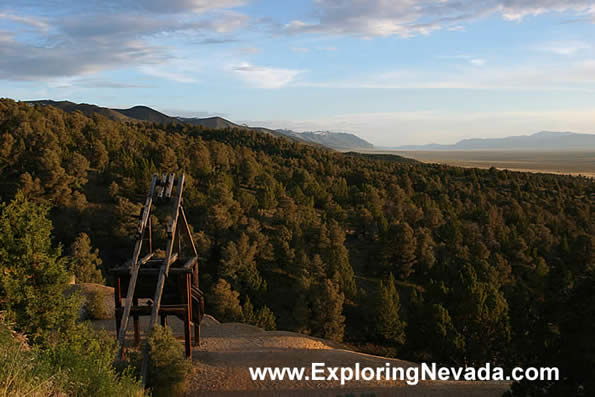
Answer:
[1, 0, 594, 145]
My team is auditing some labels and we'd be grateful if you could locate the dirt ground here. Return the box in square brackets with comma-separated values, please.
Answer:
[88, 284, 509, 397]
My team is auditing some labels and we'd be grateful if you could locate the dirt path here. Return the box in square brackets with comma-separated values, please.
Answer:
[186, 317, 508, 397]
[87, 284, 509, 397]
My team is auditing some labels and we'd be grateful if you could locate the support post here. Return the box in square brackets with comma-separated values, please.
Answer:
[114, 277, 122, 335]
[184, 273, 192, 358]
[133, 297, 140, 347]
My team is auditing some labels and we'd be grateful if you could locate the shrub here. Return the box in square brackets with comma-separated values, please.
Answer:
[0, 320, 146, 397]
[242, 297, 276, 330]
[86, 291, 111, 320]
[41, 323, 146, 396]
[0, 192, 80, 342]
[208, 278, 243, 322]
[0, 321, 67, 396]
[148, 325, 191, 397]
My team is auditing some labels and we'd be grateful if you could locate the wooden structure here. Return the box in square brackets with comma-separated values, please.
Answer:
[112, 173, 204, 385]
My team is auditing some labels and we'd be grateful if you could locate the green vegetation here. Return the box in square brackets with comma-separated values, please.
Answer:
[0, 319, 145, 396]
[86, 290, 111, 320]
[0, 99, 593, 395]
[148, 325, 191, 397]
[68, 232, 104, 284]
[0, 188, 145, 396]
[0, 191, 79, 342]
[375, 274, 406, 346]
[40, 324, 145, 396]
[0, 320, 66, 396]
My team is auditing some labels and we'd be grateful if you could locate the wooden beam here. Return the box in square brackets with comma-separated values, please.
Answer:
[116, 174, 157, 360]
[156, 174, 167, 199]
[164, 253, 179, 268]
[148, 174, 184, 325]
[114, 277, 122, 335]
[182, 256, 198, 270]
[133, 297, 140, 346]
[148, 216, 152, 253]
[121, 252, 155, 271]
[180, 206, 198, 257]
[115, 304, 189, 315]
[141, 173, 185, 385]
[184, 273, 192, 358]
[164, 173, 175, 198]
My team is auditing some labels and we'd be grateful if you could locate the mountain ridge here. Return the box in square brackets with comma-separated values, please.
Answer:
[26, 100, 373, 150]
[394, 131, 595, 150]
[276, 129, 374, 150]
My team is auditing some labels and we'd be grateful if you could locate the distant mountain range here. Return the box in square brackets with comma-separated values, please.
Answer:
[25, 100, 374, 150]
[276, 129, 374, 150]
[394, 131, 595, 150]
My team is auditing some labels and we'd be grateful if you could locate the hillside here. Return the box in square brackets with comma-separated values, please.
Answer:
[26, 99, 369, 149]
[179, 116, 242, 129]
[27, 100, 129, 120]
[395, 131, 595, 150]
[113, 105, 174, 124]
[1, 98, 593, 396]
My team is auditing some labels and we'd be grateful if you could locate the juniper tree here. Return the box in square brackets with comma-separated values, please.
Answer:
[0, 192, 79, 341]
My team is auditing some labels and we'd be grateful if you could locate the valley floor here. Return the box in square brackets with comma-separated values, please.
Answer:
[352, 149, 595, 178]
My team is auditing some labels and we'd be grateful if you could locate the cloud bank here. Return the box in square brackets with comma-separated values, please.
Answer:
[286, 0, 595, 37]
[0, 1, 249, 80]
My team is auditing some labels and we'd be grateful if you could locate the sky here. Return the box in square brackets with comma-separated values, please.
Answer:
[1, 1, 595, 146]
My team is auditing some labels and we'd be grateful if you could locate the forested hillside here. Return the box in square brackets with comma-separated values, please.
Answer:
[0, 99, 593, 396]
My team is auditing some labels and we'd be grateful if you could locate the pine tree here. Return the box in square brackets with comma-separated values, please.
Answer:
[311, 279, 345, 342]
[375, 273, 406, 345]
[220, 233, 263, 294]
[208, 279, 243, 322]
[0, 192, 79, 341]
[321, 221, 356, 296]
[428, 304, 465, 364]
[68, 233, 104, 284]
[383, 222, 417, 280]
[254, 305, 276, 331]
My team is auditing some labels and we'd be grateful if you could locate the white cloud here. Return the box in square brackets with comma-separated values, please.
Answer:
[140, 58, 200, 83]
[440, 55, 487, 66]
[0, 2, 251, 81]
[448, 25, 465, 32]
[285, 0, 595, 38]
[0, 12, 49, 31]
[299, 59, 595, 90]
[538, 40, 591, 56]
[139, 0, 247, 14]
[230, 63, 303, 88]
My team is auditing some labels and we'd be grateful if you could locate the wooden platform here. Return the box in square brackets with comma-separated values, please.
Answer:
[112, 256, 204, 357]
